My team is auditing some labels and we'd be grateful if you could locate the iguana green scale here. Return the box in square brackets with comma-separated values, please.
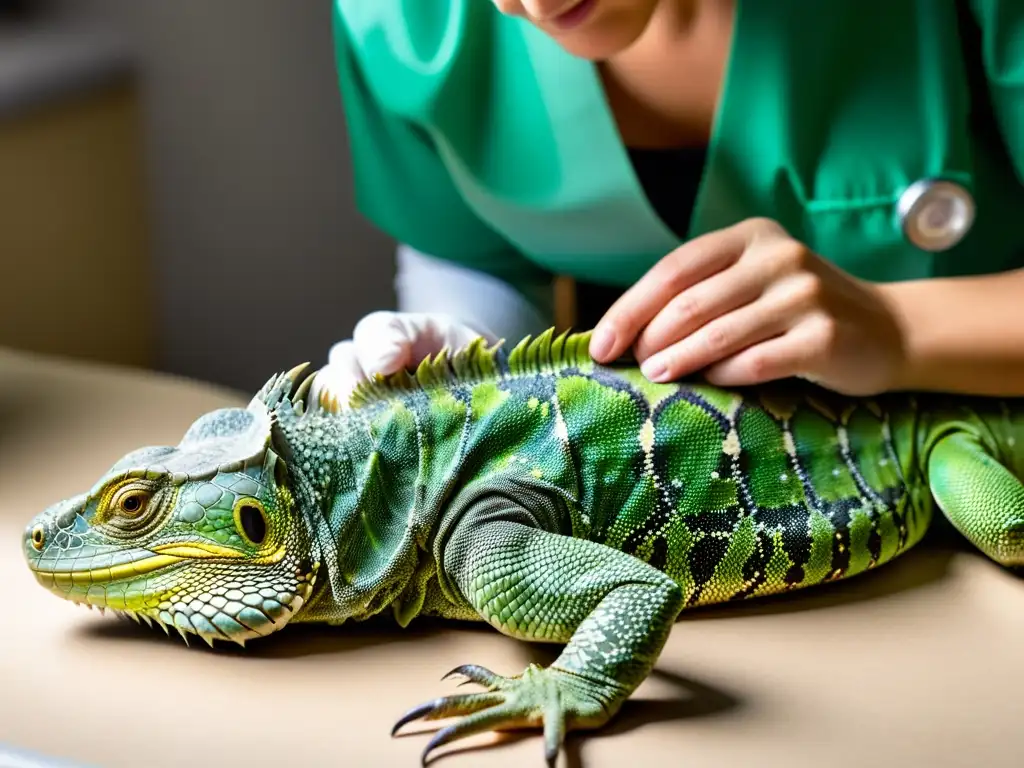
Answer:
[22, 329, 1024, 764]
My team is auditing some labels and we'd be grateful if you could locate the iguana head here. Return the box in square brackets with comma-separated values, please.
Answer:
[22, 366, 320, 647]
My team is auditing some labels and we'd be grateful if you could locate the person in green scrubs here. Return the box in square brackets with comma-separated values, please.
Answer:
[313, 0, 1024, 407]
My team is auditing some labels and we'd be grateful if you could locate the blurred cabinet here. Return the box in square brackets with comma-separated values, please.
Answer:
[0, 28, 155, 368]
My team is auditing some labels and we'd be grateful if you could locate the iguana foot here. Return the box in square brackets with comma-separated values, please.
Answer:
[392, 663, 617, 765]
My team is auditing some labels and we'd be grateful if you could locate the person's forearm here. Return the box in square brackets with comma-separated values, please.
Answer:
[878, 267, 1024, 396]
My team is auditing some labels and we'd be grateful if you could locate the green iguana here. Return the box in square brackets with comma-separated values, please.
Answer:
[22, 329, 1024, 764]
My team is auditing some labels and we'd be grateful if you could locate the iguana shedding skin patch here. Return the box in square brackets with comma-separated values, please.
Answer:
[22, 328, 1024, 762]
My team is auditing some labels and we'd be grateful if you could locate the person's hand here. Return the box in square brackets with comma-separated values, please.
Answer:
[311, 311, 492, 409]
[589, 217, 907, 396]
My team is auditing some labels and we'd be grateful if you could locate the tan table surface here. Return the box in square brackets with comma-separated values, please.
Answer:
[1, 347, 1022, 768]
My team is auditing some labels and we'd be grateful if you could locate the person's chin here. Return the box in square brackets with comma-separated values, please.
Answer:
[540, 9, 649, 61]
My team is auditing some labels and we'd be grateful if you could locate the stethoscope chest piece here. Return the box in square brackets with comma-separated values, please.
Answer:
[897, 178, 976, 252]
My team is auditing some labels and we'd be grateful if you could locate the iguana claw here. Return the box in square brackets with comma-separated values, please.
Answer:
[440, 664, 501, 687]
[391, 690, 505, 737]
[392, 663, 609, 766]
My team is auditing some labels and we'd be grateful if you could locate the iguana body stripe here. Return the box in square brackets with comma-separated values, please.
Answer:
[22, 329, 1024, 764]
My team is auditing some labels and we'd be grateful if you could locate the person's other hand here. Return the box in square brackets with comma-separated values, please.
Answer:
[589, 217, 906, 396]
[311, 311, 492, 409]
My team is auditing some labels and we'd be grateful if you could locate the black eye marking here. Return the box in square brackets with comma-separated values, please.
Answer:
[121, 495, 141, 513]
[238, 504, 267, 545]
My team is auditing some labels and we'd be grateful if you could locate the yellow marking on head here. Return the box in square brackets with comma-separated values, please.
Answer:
[151, 542, 247, 559]
[32, 553, 184, 587]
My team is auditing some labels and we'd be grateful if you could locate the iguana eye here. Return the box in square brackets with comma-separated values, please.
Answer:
[234, 500, 267, 546]
[113, 488, 149, 517]
[31, 525, 45, 550]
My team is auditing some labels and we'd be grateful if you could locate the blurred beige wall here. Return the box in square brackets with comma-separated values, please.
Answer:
[0, 75, 155, 369]
[3, 1, 395, 391]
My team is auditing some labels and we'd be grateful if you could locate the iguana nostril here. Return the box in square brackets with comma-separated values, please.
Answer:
[31, 525, 45, 550]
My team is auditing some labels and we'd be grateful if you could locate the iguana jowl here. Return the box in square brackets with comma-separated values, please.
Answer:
[22, 329, 1024, 764]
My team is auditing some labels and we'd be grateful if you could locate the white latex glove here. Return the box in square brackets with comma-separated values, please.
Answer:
[310, 311, 495, 410]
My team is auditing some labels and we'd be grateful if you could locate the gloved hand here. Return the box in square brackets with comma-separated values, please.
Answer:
[310, 311, 495, 410]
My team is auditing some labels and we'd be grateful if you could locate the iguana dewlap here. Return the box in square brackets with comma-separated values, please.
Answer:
[22, 329, 1024, 765]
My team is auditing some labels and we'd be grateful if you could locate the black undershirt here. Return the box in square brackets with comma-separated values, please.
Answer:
[572, 144, 709, 330]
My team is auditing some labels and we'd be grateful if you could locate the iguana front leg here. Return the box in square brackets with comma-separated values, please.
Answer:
[393, 507, 684, 764]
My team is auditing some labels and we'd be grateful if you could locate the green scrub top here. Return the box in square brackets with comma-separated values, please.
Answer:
[332, 0, 1024, 293]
